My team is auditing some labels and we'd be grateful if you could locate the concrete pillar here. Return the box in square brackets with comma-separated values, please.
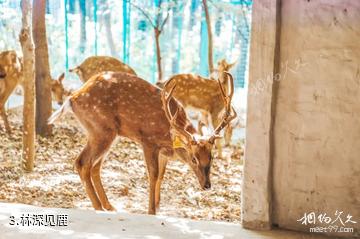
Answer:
[241, 0, 280, 230]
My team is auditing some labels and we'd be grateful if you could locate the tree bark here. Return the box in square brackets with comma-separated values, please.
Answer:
[33, 0, 52, 136]
[202, 0, 214, 74]
[154, 28, 162, 83]
[20, 0, 36, 171]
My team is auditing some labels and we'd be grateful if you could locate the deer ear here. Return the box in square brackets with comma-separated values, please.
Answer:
[228, 61, 237, 69]
[58, 73, 65, 83]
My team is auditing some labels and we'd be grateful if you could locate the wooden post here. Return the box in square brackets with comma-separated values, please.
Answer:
[242, 0, 281, 230]
[19, 0, 36, 171]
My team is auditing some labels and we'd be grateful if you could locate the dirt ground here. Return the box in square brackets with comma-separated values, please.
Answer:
[0, 108, 244, 223]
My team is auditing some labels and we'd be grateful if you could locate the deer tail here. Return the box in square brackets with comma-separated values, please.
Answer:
[48, 98, 72, 125]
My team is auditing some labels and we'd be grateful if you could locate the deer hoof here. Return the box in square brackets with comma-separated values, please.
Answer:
[105, 204, 117, 211]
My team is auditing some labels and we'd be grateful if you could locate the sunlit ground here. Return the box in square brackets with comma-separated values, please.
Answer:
[0, 107, 244, 223]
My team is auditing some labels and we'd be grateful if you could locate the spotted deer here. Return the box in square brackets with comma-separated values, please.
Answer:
[162, 59, 236, 158]
[48, 71, 236, 215]
[0, 50, 66, 134]
[69, 56, 137, 83]
[51, 56, 138, 105]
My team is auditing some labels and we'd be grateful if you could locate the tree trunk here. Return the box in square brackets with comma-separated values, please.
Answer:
[202, 0, 214, 74]
[104, 9, 117, 56]
[154, 0, 163, 83]
[33, 0, 52, 137]
[154, 28, 162, 83]
[79, 0, 87, 53]
[19, 0, 36, 171]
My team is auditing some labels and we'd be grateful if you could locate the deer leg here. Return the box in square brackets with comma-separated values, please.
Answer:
[143, 146, 159, 215]
[91, 157, 116, 211]
[155, 154, 168, 209]
[75, 134, 115, 211]
[211, 113, 223, 158]
[75, 143, 103, 210]
[0, 105, 11, 134]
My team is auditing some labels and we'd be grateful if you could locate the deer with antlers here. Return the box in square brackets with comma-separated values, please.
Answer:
[48, 71, 236, 214]
[0, 50, 66, 134]
[160, 59, 236, 158]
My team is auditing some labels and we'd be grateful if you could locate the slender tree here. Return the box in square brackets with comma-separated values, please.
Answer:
[131, 1, 170, 83]
[202, 0, 214, 74]
[33, 0, 52, 136]
[19, 0, 36, 171]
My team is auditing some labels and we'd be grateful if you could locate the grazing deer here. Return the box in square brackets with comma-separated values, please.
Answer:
[51, 56, 138, 105]
[48, 71, 236, 214]
[0, 50, 66, 133]
[161, 59, 236, 158]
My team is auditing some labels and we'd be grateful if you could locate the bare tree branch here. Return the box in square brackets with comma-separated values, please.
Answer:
[128, 1, 156, 28]
[208, 0, 250, 41]
[159, 12, 169, 31]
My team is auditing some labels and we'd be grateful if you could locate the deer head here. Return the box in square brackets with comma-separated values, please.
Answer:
[50, 73, 68, 105]
[217, 59, 236, 85]
[161, 72, 237, 189]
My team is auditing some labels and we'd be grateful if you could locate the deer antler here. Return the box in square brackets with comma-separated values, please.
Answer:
[208, 72, 237, 144]
[161, 84, 195, 145]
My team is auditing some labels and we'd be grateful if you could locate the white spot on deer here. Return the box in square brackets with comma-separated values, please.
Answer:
[103, 73, 112, 81]
[128, 83, 132, 88]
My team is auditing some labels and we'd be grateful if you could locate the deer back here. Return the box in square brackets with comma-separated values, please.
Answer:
[164, 74, 224, 114]
[70, 56, 137, 83]
[70, 72, 194, 147]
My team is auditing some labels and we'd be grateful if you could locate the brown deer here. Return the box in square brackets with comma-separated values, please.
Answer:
[69, 56, 137, 83]
[48, 71, 236, 215]
[161, 59, 236, 158]
[51, 56, 138, 105]
[0, 50, 66, 133]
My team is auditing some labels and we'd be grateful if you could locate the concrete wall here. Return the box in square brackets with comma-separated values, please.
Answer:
[243, 0, 360, 237]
